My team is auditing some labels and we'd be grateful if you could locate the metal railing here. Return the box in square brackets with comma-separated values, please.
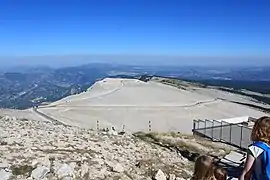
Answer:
[193, 119, 253, 149]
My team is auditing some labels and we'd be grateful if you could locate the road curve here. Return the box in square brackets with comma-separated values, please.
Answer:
[32, 107, 70, 127]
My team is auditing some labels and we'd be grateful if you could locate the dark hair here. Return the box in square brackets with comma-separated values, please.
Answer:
[214, 167, 227, 180]
[251, 116, 270, 145]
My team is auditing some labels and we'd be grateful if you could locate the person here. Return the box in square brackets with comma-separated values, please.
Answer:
[239, 116, 270, 180]
[192, 155, 216, 180]
[214, 167, 227, 180]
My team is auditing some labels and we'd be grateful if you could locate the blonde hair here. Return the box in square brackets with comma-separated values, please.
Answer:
[193, 155, 215, 180]
[214, 167, 227, 180]
[251, 116, 270, 145]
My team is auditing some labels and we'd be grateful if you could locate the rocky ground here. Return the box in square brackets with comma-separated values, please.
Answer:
[0, 116, 231, 180]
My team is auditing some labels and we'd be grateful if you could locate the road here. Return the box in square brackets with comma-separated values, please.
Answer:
[32, 107, 70, 126]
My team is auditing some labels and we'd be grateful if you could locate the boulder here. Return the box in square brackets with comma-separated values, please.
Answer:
[80, 162, 89, 177]
[38, 156, 51, 168]
[169, 174, 176, 180]
[31, 166, 50, 179]
[56, 163, 74, 178]
[0, 169, 12, 180]
[0, 162, 10, 169]
[31, 160, 39, 168]
[154, 169, 166, 180]
[69, 162, 76, 170]
[4, 116, 10, 121]
[112, 163, 124, 173]
[62, 177, 72, 180]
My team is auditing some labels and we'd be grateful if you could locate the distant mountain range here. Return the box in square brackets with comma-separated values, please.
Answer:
[0, 63, 270, 109]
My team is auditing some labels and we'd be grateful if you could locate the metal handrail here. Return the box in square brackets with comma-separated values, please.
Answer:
[193, 119, 252, 149]
[194, 122, 250, 131]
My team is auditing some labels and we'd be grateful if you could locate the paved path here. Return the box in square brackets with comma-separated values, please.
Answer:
[32, 107, 70, 127]
[39, 99, 219, 108]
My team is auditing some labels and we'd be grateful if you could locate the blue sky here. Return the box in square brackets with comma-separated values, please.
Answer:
[0, 0, 269, 66]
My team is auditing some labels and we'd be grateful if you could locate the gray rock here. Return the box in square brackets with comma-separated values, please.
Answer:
[0, 110, 196, 180]
[0, 162, 9, 169]
[62, 177, 72, 180]
[69, 162, 76, 170]
[0, 169, 12, 180]
[154, 169, 166, 180]
[3, 116, 10, 121]
[31, 166, 50, 179]
[169, 174, 176, 180]
[112, 163, 124, 173]
[56, 163, 74, 178]
[31, 160, 39, 168]
[38, 157, 51, 168]
[80, 162, 89, 177]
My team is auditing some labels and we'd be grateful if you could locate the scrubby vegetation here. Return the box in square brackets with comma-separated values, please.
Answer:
[134, 132, 232, 161]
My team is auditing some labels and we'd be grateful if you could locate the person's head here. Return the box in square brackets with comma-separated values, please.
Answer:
[193, 155, 214, 180]
[214, 167, 227, 180]
[251, 116, 270, 145]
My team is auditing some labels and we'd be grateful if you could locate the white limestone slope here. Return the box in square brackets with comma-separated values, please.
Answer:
[38, 78, 268, 134]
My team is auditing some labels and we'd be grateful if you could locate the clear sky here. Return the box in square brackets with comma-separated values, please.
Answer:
[0, 0, 269, 66]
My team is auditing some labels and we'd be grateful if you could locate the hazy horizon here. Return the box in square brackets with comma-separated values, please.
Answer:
[0, 1, 269, 68]
[0, 54, 270, 69]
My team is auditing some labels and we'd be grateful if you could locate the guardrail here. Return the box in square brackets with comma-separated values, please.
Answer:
[193, 119, 253, 149]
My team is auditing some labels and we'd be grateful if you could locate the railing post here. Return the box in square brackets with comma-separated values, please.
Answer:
[97, 120, 99, 131]
[220, 121, 223, 141]
[204, 119, 207, 135]
[240, 126, 243, 148]
[229, 124, 232, 144]
[211, 120, 214, 140]
[149, 120, 152, 132]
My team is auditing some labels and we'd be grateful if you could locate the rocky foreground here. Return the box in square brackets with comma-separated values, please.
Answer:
[0, 116, 230, 180]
